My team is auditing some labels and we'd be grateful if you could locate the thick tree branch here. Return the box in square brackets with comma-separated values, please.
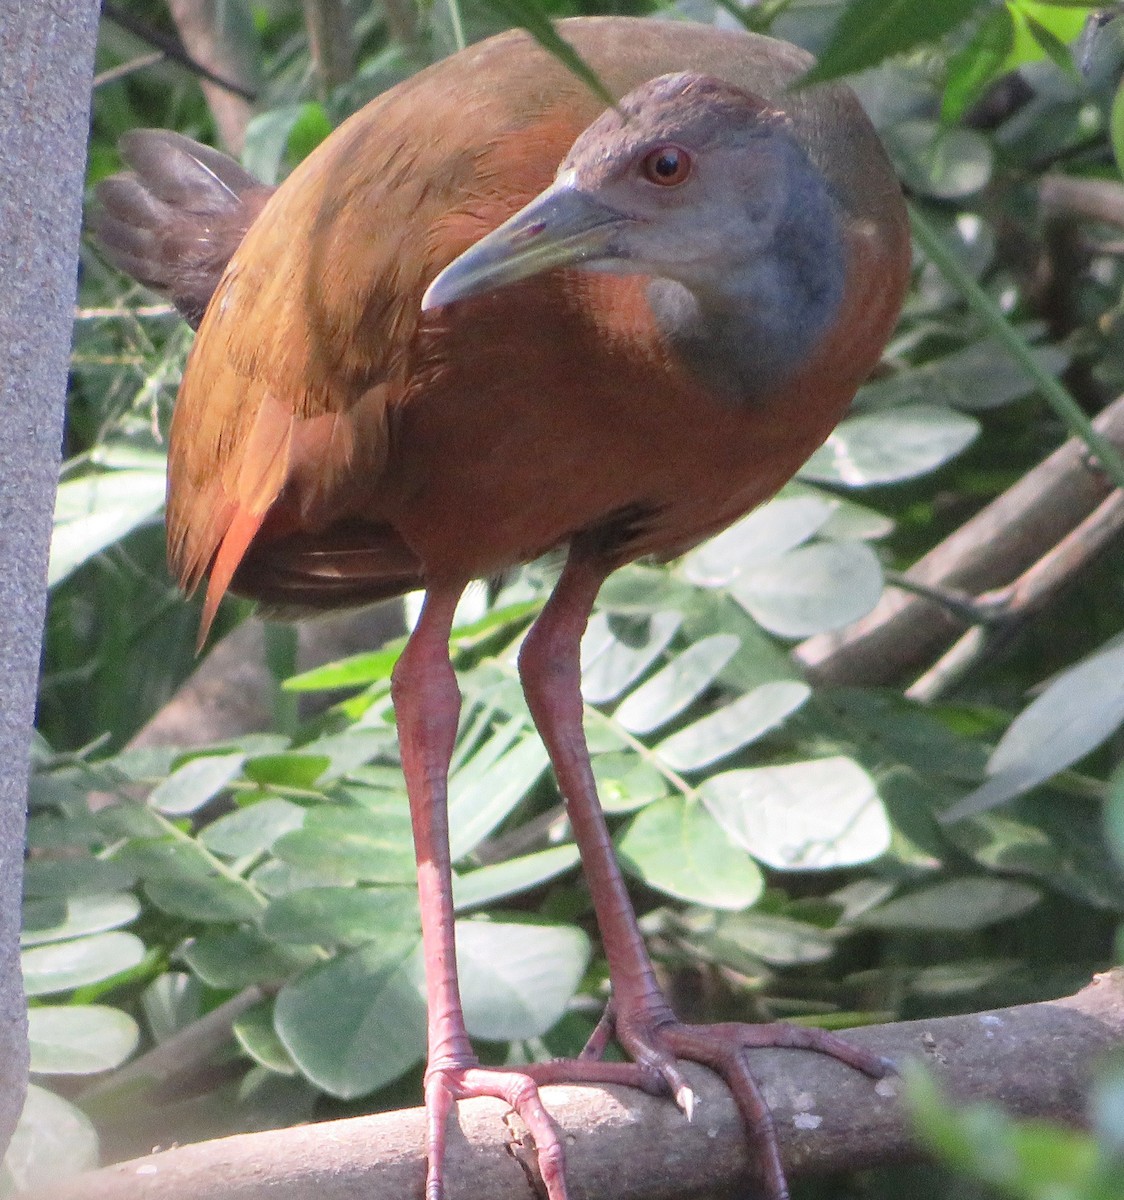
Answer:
[25, 972, 1124, 1200]
[797, 392, 1124, 686]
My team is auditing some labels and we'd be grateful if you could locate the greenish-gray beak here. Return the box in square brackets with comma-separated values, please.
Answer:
[421, 178, 629, 311]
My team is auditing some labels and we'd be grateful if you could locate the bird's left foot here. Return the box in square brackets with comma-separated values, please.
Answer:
[585, 1003, 894, 1200]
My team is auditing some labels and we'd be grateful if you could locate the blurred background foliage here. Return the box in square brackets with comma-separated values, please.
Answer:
[13, 0, 1124, 1195]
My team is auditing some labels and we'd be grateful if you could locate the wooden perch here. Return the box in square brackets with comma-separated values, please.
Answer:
[24, 971, 1124, 1200]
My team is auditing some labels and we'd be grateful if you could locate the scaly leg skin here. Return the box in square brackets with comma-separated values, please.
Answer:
[517, 547, 893, 1200]
[392, 584, 664, 1200]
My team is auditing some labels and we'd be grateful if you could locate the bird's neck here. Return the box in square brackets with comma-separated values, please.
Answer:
[647, 159, 846, 406]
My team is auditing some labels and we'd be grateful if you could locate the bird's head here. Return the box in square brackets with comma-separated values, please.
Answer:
[421, 71, 815, 310]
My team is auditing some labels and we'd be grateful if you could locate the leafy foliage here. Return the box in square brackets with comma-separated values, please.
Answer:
[15, 0, 1124, 1195]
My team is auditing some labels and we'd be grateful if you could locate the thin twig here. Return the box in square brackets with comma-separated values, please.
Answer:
[100, 2, 258, 101]
[94, 51, 165, 89]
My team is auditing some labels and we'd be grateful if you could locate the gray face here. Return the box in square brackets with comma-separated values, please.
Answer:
[422, 71, 847, 402]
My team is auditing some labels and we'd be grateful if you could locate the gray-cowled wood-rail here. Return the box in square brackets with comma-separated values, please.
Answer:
[95, 15, 910, 1200]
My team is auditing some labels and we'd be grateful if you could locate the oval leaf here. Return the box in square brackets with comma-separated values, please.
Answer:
[455, 921, 590, 1041]
[2, 1085, 99, 1191]
[700, 757, 890, 870]
[275, 935, 426, 1098]
[23, 931, 147, 997]
[29, 1005, 139, 1074]
[655, 680, 810, 773]
[856, 877, 1040, 932]
[681, 498, 833, 587]
[616, 795, 764, 910]
[944, 638, 1124, 820]
[615, 635, 740, 735]
[801, 405, 980, 487]
[148, 753, 246, 816]
[732, 541, 883, 638]
[263, 885, 420, 947]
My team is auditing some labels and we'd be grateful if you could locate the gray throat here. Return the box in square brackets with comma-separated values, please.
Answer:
[647, 163, 846, 405]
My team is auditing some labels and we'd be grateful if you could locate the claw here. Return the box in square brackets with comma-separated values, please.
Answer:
[675, 1083, 697, 1122]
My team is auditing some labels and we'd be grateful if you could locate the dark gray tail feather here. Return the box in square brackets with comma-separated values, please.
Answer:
[93, 130, 274, 329]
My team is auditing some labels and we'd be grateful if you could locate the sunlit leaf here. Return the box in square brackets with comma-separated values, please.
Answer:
[50, 466, 166, 587]
[275, 935, 426, 1098]
[148, 752, 246, 816]
[1, 1085, 98, 1192]
[28, 1005, 139, 1074]
[615, 635, 740, 735]
[21, 893, 139, 947]
[456, 920, 590, 1040]
[655, 681, 810, 772]
[701, 757, 890, 870]
[731, 542, 884, 638]
[681, 498, 832, 588]
[23, 931, 147, 996]
[802, 405, 980, 487]
[581, 611, 682, 703]
[453, 845, 580, 911]
[617, 795, 763, 909]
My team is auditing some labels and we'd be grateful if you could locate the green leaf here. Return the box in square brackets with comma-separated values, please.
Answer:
[262, 885, 419, 946]
[456, 920, 590, 1041]
[944, 638, 1124, 820]
[199, 797, 307, 858]
[655, 681, 810, 773]
[1, 1085, 99, 1192]
[856, 877, 1041, 931]
[802, 0, 988, 85]
[617, 796, 764, 909]
[856, 333, 1069, 414]
[141, 972, 201, 1043]
[50, 466, 167, 587]
[148, 752, 246, 816]
[28, 1005, 139, 1074]
[453, 846, 580, 912]
[1112, 77, 1124, 180]
[614, 635, 740, 735]
[144, 873, 263, 923]
[700, 757, 890, 870]
[710, 911, 836, 967]
[284, 646, 401, 692]
[802, 405, 980, 487]
[273, 804, 416, 883]
[233, 1002, 298, 1076]
[592, 752, 669, 814]
[184, 928, 318, 988]
[731, 542, 884, 638]
[243, 753, 330, 789]
[23, 931, 147, 996]
[447, 735, 549, 860]
[942, 5, 1017, 124]
[23, 858, 134, 899]
[21, 893, 139, 947]
[479, 0, 615, 108]
[681, 498, 832, 588]
[274, 935, 426, 1098]
[581, 611, 682, 704]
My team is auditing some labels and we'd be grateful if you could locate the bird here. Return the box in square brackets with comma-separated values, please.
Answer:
[95, 16, 910, 1200]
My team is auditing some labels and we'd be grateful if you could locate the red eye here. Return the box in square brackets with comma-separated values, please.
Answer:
[641, 145, 691, 186]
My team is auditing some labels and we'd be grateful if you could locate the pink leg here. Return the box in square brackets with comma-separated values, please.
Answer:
[517, 551, 892, 1200]
[391, 584, 658, 1200]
